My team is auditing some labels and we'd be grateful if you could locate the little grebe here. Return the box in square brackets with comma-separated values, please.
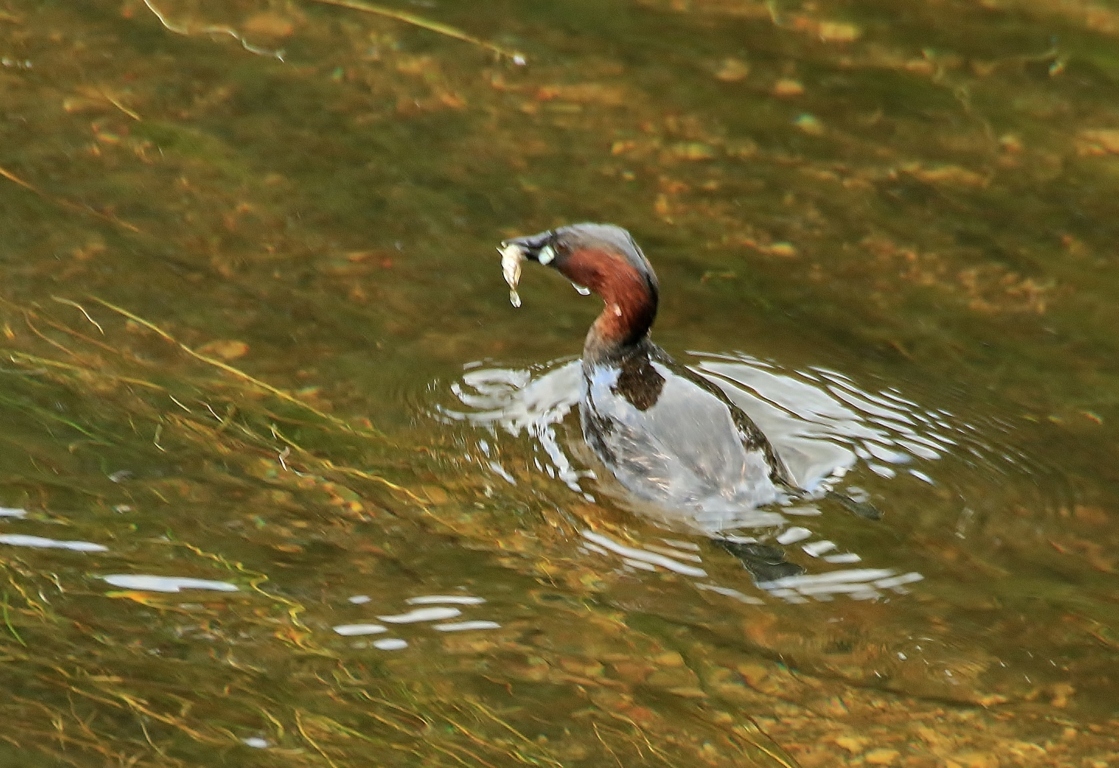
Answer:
[500, 223, 799, 536]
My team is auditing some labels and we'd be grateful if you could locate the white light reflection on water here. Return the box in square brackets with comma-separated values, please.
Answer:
[373, 638, 409, 650]
[579, 528, 920, 602]
[433, 621, 502, 632]
[437, 351, 1019, 602]
[0, 534, 108, 552]
[102, 575, 239, 592]
[693, 354, 967, 491]
[334, 593, 501, 650]
[758, 568, 925, 602]
[440, 361, 587, 494]
[583, 530, 707, 577]
[378, 606, 462, 623]
[334, 623, 388, 636]
[407, 595, 487, 605]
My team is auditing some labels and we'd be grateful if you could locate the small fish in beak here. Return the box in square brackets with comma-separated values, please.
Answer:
[499, 242, 525, 307]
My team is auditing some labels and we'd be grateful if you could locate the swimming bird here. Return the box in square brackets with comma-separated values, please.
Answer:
[500, 223, 812, 578]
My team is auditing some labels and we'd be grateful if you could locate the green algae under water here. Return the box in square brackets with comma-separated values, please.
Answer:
[0, 0, 1117, 765]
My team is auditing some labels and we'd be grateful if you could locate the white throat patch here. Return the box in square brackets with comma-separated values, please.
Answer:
[537, 244, 556, 265]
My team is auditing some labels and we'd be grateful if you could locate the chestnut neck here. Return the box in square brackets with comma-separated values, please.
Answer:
[555, 247, 659, 365]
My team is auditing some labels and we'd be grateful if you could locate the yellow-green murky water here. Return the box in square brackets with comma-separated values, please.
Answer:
[1, 1, 1117, 765]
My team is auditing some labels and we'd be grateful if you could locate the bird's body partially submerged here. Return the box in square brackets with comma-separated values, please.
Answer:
[500, 223, 794, 534]
[580, 338, 794, 532]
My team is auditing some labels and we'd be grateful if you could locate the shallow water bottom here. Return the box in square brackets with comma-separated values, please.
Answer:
[2, 0, 1119, 764]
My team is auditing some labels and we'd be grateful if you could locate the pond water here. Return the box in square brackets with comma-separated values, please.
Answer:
[1, 0, 1117, 765]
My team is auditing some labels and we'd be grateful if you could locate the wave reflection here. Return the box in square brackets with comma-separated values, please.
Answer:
[436, 351, 1027, 602]
[333, 592, 500, 650]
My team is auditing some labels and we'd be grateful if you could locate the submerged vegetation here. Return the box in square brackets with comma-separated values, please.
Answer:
[1, 0, 1118, 765]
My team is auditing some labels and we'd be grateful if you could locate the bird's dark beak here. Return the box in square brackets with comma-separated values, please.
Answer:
[501, 230, 554, 263]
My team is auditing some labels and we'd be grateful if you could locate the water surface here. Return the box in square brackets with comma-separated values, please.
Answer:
[1, 0, 1117, 765]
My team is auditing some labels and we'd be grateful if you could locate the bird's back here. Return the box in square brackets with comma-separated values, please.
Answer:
[580, 344, 791, 532]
